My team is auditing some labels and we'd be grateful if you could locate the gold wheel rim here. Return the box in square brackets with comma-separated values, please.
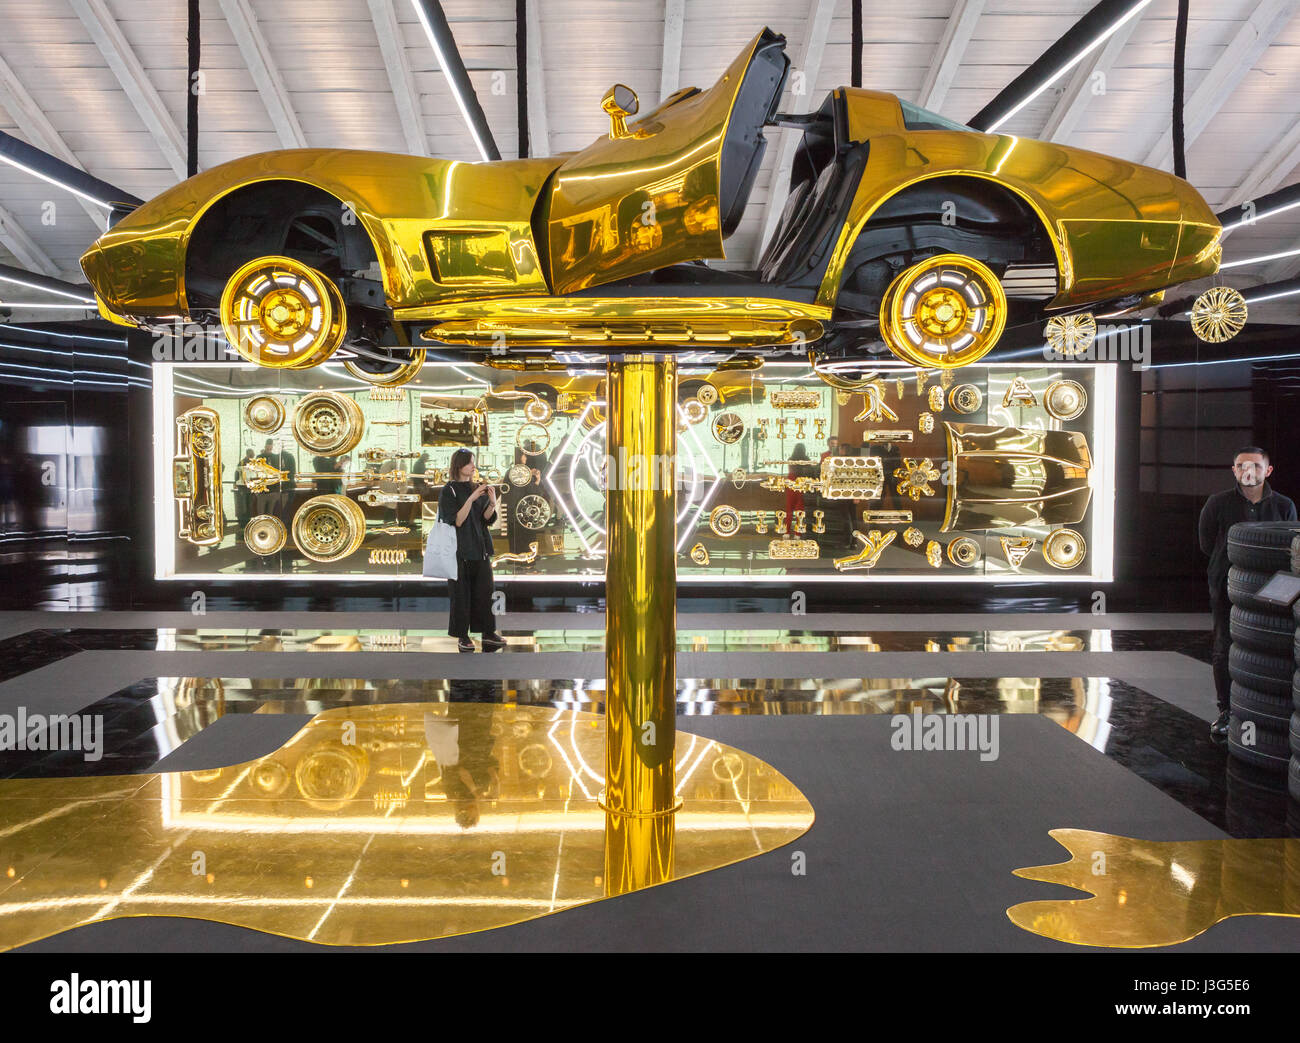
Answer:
[243, 514, 287, 556]
[1190, 287, 1248, 343]
[1043, 528, 1086, 569]
[342, 349, 426, 387]
[291, 494, 366, 562]
[291, 391, 364, 455]
[220, 255, 347, 369]
[880, 254, 1006, 369]
[1044, 312, 1096, 356]
[1044, 379, 1088, 421]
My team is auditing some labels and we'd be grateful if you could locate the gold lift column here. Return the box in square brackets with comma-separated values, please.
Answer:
[603, 353, 678, 892]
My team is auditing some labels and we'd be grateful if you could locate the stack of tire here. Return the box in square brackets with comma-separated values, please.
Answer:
[1294, 534, 1300, 804]
[1226, 521, 1300, 778]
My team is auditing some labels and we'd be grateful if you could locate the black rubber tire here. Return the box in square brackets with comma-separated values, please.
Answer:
[1230, 605, 1296, 653]
[1292, 534, 1300, 576]
[1294, 667, 1300, 710]
[1229, 566, 1279, 612]
[1228, 521, 1300, 571]
[1231, 681, 1295, 727]
[1291, 757, 1300, 803]
[1292, 712, 1300, 757]
[1229, 644, 1294, 695]
[1228, 714, 1291, 772]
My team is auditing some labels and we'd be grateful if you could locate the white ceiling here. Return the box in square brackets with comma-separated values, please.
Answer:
[0, 0, 1297, 325]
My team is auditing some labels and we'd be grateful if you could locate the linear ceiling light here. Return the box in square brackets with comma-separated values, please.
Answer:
[409, 0, 500, 162]
[976, 0, 1153, 133]
[1220, 244, 1300, 270]
[0, 272, 95, 304]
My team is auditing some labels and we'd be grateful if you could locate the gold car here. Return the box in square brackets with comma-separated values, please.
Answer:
[81, 27, 1220, 383]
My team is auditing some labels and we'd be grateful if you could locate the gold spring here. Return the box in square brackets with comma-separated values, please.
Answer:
[367, 632, 407, 649]
[373, 788, 410, 811]
[368, 387, 406, 402]
[368, 548, 408, 565]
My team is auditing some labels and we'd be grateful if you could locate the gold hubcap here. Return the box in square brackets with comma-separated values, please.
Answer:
[915, 287, 969, 338]
[880, 253, 1007, 369]
[259, 288, 311, 339]
[219, 255, 347, 369]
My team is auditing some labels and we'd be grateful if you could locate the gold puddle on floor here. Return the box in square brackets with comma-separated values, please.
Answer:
[0, 704, 813, 949]
[1009, 828, 1300, 948]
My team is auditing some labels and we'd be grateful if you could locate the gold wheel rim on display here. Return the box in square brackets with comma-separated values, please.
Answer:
[682, 398, 707, 425]
[1043, 528, 1087, 569]
[243, 395, 285, 433]
[516, 422, 552, 455]
[947, 383, 983, 414]
[711, 411, 744, 444]
[291, 494, 367, 562]
[291, 391, 365, 455]
[219, 255, 347, 369]
[1044, 379, 1088, 421]
[695, 383, 719, 405]
[806, 349, 881, 391]
[244, 514, 287, 556]
[1044, 312, 1097, 357]
[709, 505, 741, 537]
[880, 254, 1007, 369]
[342, 349, 426, 387]
[946, 536, 981, 567]
[515, 494, 551, 530]
[1190, 286, 1248, 342]
[507, 463, 532, 486]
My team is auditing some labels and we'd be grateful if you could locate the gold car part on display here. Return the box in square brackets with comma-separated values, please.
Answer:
[902, 526, 924, 547]
[775, 510, 788, 535]
[812, 510, 825, 533]
[515, 422, 551, 455]
[768, 538, 819, 559]
[925, 541, 942, 568]
[1001, 376, 1039, 408]
[487, 389, 553, 423]
[915, 371, 929, 395]
[219, 255, 347, 369]
[368, 548, 408, 565]
[1000, 536, 1036, 570]
[879, 254, 1007, 368]
[1043, 528, 1087, 569]
[1190, 286, 1248, 342]
[358, 491, 420, 508]
[682, 398, 707, 424]
[946, 536, 981, 567]
[243, 514, 286, 556]
[695, 383, 719, 405]
[770, 389, 821, 409]
[942, 421, 1093, 531]
[689, 542, 710, 566]
[173, 407, 222, 546]
[368, 418, 410, 427]
[893, 458, 940, 501]
[367, 387, 405, 402]
[507, 463, 534, 486]
[292, 391, 365, 455]
[243, 395, 285, 433]
[927, 385, 944, 412]
[1043, 379, 1088, 421]
[369, 525, 410, 535]
[814, 418, 825, 439]
[948, 383, 983, 414]
[1044, 312, 1097, 357]
[820, 456, 884, 499]
[754, 510, 769, 534]
[708, 505, 741, 537]
[491, 541, 539, 566]
[342, 348, 425, 388]
[918, 412, 935, 434]
[422, 412, 485, 447]
[775, 418, 787, 438]
[792, 510, 807, 534]
[420, 393, 485, 412]
[861, 429, 913, 442]
[241, 456, 289, 495]
[360, 448, 420, 464]
[862, 509, 912, 524]
[834, 529, 896, 571]
[793, 418, 806, 438]
[711, 411, 744, 444]
[291, 494, 367, 563]
[515, 494, 552, 530]
[756, 417, 768, 440]
[853, 386, 898, 423]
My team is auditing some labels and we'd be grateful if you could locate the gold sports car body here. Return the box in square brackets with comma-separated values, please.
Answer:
[81, 27, 1221, 382]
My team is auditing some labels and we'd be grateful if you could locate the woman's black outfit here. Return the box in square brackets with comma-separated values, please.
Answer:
[437, 480, 497, 640]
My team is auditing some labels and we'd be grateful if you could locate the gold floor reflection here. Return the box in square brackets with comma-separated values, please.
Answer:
[1009, 829, 1300, 948]
[0, 704, 812, 950]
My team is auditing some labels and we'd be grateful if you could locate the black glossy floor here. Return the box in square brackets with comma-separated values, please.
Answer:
[1, 607, 1298, 952]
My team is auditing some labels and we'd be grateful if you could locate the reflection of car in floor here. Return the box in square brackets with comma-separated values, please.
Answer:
[82, 27, 1221, 384]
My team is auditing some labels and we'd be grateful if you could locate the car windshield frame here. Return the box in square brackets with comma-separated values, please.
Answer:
[897, 99, 975, 133]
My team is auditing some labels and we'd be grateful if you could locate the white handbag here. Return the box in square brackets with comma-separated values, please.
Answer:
[423, 515, 460, 580]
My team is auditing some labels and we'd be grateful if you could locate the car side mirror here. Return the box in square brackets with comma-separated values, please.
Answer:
[602, 84, 639, 140]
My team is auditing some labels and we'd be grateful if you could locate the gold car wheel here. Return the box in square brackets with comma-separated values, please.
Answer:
[291, 391, 365, 455]
[880, 254, 1007, 369]
[220, 255, 347, 369]
[1044, 312, 1097, 356]
[1190, 286, 1248, 343]
[342, 349, 426, 387]
[291, 494, 366, 563]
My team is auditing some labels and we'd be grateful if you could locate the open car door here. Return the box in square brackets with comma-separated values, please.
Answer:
[544, 28, 789, 295]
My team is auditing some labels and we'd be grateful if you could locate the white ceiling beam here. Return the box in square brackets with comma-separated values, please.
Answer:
[660, 0, 686, 107]
[369, 0, 427, 156]
[1143, 0, 1300, 171]
[219, 0, 307, 150]
[752, 0, 837, 265]
[524, 0, 550, 158]
[1040, 5, 1140, 142]
[1226, 118, 1300, 210]
[0, 204, 60, 278]
[917, 0, 985, 114]
[0, 55, 107, 228]
[69, 0, 187, 179]
[1264, 253, 1300, 282]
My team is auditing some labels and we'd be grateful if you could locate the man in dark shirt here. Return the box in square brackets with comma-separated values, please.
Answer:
[1198, 446, 1297, 738]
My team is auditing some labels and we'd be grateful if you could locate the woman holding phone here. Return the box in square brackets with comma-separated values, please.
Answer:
[438, 448, 506, 652]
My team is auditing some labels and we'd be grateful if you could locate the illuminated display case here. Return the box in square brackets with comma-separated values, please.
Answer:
[153, 359, 1114, 583]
